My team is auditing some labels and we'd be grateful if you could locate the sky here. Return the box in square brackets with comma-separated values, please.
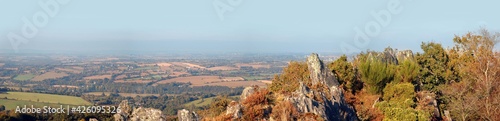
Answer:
[0, 0, 499, 54]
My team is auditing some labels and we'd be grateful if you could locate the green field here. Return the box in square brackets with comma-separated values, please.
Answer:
[13, 74, 36, 81]
[184, 96, 239, 107]
[0, 99, 70, 110]
[0, 92, 91, 106]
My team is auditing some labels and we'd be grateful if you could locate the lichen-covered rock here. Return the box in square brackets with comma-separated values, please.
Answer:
[240, 85, 258, 101]
[307, 53, 339, 86]
[397, 50, 414, 61]
[114, 100, 165, 121]
[285, 53, 358, 121]
[225, 101, 242, 120]
[114, 100, 132, 121]
[196, 53, 358, 121]
[177, 109, 199, 121]
[129, 107, 164, 121]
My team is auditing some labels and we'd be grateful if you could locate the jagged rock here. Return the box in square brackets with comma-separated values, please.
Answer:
[114, 100, 165, 121]
[286, 53, 358, 121]
[307, 53, 339, 86]
[367, 48, 414, 64]
[225, 101, 242, 120]
[177, 109, 199, 121]
[396, 50, 414, 62]
[114, 100, 132, 121]
[240, 85, 258, 101]
[129, 107, 164, 121]
[199, 53, 358, 121]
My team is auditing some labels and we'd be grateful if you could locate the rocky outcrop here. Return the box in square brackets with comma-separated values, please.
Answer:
[114, 100, 165, 121]
[177, 109, 199, 121]
[225, 101, 242, 120]
[114, 100, 132, 121]
[240, 86, 258, 101]
[179, 53, 358, 121]
[285, 53, 358, 121]
[367, 48, 414, 64]
[397, 50, 414, 61]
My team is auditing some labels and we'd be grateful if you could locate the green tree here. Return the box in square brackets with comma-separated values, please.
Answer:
[359, 57, 396, 94]
[328, 55, 357, 93]
[394, 60, 420, 83]
[377, 82, 430, 121]
[416, 42, 449, 91]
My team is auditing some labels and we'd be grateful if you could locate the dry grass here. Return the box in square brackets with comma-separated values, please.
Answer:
[207, 66, 239, 71]
[31, 71, 69, 81]
[84, 74, 112, 80]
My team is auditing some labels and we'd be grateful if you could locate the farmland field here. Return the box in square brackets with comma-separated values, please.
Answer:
[156, 76, 223, 86]
[207, 66, 239, 71]
[156, 76, 266, 87]
[114, 79, 153, 83]
[55, 67, 83, 74]
[84, 74, 112, 80]
[0, 99, 70, 110]
[202, 81, 268, 88]
[236, 63, 271, 69]
[0, 92, 91, 106]
[84, 92, 163, 97]
[13, 74, 36, 81]
[31, 71, 69, 81]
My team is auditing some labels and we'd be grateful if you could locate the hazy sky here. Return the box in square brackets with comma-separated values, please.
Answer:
[0, 0, 499, 54]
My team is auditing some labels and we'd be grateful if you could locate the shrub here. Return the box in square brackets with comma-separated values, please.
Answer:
[269, 61, 310, 94]
[271, 101, 299, 120]
[328, 55, 356, 92]
[359, 58, 396, 94]
[376, 82, 430, 121]
[207, 96, 231, 117]
[242, 89, 271, 120]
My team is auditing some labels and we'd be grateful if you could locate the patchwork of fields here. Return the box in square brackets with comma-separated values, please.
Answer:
[0, 92, 91, 110]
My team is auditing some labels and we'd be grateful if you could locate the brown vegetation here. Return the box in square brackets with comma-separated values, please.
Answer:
[242, 88, 271, 120]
